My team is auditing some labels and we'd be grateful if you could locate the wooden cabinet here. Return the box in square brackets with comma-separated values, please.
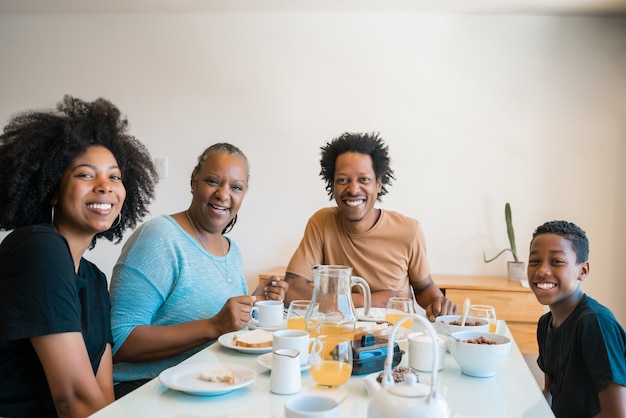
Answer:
[258, 266, 288, 283]
[434, 274, 545, 355]
[258, 268, 545, 355]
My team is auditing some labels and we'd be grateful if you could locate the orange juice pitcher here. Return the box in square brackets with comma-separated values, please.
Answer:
[305, 265, 371, 341]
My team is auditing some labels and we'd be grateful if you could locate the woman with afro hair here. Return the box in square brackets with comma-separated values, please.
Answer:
[0, 95, 158, 418]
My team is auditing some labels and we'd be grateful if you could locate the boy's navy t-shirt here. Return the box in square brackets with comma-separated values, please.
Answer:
[537, 294, 626, 417]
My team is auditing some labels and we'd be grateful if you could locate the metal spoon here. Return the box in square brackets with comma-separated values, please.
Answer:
[434, 322, 462, 342]
[460, 298, 471, 327]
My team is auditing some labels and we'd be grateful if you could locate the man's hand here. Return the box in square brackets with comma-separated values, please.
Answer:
[413, 276, 458, 321]
[424, 296, 457, 322]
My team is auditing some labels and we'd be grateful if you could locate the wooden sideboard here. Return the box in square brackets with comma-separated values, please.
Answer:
[258, 267, 545, 355]
[258, 266, 291, 283]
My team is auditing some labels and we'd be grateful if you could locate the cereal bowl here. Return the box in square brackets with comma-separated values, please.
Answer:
[435, 315, 490, 334]
[449, 331, 511, 377]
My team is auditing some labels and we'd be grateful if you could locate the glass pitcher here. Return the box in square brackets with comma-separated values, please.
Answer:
[305, 265, 371, 340]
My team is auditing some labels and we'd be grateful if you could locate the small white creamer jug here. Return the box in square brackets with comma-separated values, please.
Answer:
[270, 348, 301, 395]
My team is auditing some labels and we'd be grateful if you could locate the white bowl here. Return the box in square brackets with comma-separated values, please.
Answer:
[449, 331, 511, 377]
[435, 315, 490, 334]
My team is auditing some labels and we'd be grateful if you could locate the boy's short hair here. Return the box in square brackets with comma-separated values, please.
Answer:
[531, 220, 589, 263]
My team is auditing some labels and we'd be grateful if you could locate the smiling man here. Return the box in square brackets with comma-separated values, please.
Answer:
[282, 132, 456, 321]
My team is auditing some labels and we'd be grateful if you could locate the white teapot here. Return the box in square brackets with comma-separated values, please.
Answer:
[365, 314, 450, 418]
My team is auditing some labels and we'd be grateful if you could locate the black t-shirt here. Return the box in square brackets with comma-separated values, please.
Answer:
[537, 294, 626, 418]
[0, 224, 113, 418]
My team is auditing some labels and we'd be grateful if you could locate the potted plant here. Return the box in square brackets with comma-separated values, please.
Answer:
[483, 202, 526, 282]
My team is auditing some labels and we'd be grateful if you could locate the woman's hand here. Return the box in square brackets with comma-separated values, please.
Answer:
[252, 276, 289, 302]
[212, 295, 256, 334]
[115, 296, 256, 363]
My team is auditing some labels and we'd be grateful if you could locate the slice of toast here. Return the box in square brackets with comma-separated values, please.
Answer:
[199, 364, 235, 384]
[232, 329, 273, 348]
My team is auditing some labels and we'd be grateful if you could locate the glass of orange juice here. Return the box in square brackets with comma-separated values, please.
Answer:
[469, 304, 497, 333]
[309, 335, 353, 388]
[286, 300, 309, 331]
[385, 297, 415, 329]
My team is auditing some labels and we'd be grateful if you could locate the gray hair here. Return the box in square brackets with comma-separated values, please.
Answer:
[192, 143, 249, 178]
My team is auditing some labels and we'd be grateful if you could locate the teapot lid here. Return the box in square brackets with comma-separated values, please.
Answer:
[386, 374, 430, 398]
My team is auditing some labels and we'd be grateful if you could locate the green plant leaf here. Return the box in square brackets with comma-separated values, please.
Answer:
[483, 248, 514, 263]
[505, 202, 519, 262]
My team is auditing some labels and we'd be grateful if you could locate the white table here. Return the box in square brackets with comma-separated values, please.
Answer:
[90, 321, 554, 418]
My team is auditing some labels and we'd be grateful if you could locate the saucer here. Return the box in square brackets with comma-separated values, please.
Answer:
[355, 307, 386, 322]
[247, 320, 286, 331]
[256, 352, 311, 371]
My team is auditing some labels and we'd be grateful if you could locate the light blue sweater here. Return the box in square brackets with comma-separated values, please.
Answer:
[109, 215, 248, 383]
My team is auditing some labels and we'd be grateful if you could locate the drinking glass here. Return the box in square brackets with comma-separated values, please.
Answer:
[309, 335, 353, 388]
[385, 297, 416, 329]
[469, 304, 497, 333]
[287, 300, 310, 331]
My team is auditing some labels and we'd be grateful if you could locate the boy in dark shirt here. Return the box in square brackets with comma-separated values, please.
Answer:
[528, 220, 626, 417]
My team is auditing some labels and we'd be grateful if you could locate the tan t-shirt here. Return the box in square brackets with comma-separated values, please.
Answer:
[286, 207, 431, 298]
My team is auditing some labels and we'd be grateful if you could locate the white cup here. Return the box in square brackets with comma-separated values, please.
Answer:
[273, 329, 313, 366]
[408, 332, 447, 372]
[250, 300, 284, 328]
[284, 395, 339, 418]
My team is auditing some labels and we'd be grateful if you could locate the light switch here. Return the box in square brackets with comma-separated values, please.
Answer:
[155, 157, 169, 179]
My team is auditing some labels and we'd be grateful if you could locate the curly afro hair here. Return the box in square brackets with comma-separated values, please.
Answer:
[531, 220, 589, 263]
[319, 132, 395, 201]
[0, 95, 158, 247]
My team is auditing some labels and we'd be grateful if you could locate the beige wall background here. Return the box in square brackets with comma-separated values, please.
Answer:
[0, 12, 624, 324]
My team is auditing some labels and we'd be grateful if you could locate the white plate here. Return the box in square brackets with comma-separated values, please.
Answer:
[247, 319, 287, 331]
[158, 362, 256, 396]
[218, 330, 273, 353]
[355, 321, 411, 342]
[379, 325, 411, 342]
[356, 307, 387, 322]
[256, 352, 311, 371]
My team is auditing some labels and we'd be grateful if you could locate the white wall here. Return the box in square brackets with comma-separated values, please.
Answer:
[1, 13, 624, 324]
